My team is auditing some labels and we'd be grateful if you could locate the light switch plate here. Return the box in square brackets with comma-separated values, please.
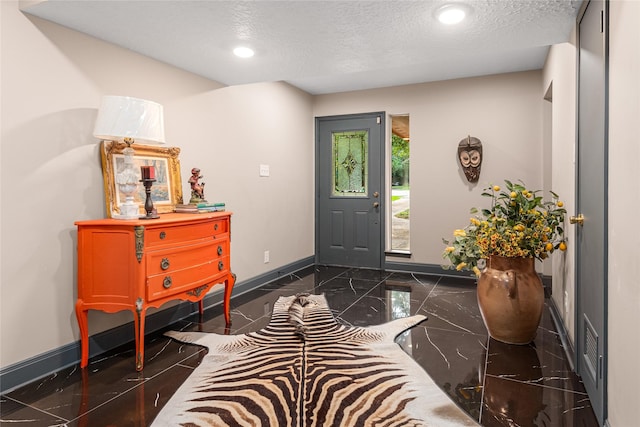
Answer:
[259, 164, 270, 177]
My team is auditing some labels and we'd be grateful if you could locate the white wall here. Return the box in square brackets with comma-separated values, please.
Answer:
[542, 41, 577, 342]
[543, 2, 640, 424]
[607, 1, 640, 425]
[1, 2, 314, 369]
[314, 71, 547, 268]
[174, 82, 315, 282]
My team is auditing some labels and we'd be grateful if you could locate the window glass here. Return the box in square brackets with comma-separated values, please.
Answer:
[391, 115, 410, 251]
[332, 130, 368, 197]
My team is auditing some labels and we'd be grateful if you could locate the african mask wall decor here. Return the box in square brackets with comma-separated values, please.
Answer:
[457, 136, 483, 182]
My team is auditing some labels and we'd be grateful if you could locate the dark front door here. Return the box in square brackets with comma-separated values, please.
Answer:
[315, 113, 384, 269]
[576, 0, 608, 423]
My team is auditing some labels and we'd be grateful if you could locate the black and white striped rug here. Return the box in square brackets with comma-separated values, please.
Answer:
[152, 293, 478, 426]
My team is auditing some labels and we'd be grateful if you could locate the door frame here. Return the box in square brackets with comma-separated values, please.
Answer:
[574, 0, 608, 422]
[314, 112, 386, 269]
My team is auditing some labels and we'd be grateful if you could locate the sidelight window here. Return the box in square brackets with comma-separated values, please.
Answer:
[390, 115, 410, 252]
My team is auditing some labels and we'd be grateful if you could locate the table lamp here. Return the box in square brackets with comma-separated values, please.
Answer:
[93, 96, 165, 219]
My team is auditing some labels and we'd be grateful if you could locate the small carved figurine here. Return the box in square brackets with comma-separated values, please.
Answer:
[189, 167, 206, 203]
[457, 136, 483, 183]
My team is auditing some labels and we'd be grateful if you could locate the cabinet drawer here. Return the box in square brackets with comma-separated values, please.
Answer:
[146, 239, 229, 276]
[146, 255, 230, 302]
[145, 218, 229, 248]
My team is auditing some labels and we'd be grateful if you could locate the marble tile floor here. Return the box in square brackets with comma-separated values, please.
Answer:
[1, 266, 600, 426]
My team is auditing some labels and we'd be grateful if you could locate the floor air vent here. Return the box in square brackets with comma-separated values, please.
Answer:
[583, 314, 599, 384]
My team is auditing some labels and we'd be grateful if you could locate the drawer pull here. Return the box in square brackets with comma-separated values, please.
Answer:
[159, 231, 166, 240]
[217, 245, 223, 256]
[160, 258, 170, 270]
[163, 276, 172, 289]
[218, 261, 224, 271]
[214, 223, 219, 231]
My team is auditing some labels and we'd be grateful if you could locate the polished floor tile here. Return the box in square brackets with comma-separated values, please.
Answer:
[1, 266, 599, 426]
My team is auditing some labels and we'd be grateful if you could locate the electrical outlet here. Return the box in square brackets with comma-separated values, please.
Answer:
[259, 164, 270, 177]
[264, 250, 270, 263]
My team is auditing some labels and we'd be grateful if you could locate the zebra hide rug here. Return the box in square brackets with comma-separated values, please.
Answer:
[152, 293, 478, 426]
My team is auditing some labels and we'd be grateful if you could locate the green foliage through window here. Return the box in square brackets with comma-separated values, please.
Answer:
[392, 134, 410, 186]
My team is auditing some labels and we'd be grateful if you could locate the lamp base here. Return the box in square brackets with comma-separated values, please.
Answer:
[140, 212, 160, 220]
[114, 202, 140, 220]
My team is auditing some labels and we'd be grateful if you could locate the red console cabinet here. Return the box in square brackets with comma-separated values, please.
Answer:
[75, 212, 234, 370]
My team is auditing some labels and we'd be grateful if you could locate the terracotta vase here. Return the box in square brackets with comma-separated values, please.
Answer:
[477, 256, 544, 344]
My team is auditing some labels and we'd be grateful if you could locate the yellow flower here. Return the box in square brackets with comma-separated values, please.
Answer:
[442, 181, 566, 271]
[472, 266, 481, 277]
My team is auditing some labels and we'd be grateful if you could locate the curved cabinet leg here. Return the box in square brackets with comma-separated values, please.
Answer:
[133, 298, 146, 371]
[223, 273, 236, 325]
[75, 300, 89, 368]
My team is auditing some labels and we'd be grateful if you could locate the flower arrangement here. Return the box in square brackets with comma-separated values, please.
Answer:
[442, 180, 567, 276]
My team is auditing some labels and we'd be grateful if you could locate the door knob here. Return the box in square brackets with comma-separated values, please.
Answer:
[373, 192, 379, 198]
[570, 214, 584, 225]
[373, 202, 380, 208]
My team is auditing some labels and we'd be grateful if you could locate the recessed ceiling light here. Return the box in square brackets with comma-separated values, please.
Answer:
[437, 4, 467, 25]
[233, 47, 254, 58]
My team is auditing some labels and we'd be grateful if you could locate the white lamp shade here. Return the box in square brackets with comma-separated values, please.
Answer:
[93, 95, 166, 144]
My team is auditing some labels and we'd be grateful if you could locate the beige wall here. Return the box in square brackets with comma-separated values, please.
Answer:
[542, 41, 577, 342]
[314, 71, 546, 267]
[607, 1, 640, 425]
[1, 2, 314, 368]
[543, 2, 640, 424]
[177, 82, 315, 282]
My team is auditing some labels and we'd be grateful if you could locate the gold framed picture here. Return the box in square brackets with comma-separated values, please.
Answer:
[100, 141, 183, 218]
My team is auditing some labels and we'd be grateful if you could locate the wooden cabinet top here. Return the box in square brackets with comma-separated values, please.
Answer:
[75, 212, 232, 227]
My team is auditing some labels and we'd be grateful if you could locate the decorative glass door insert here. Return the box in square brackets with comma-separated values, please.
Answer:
[332, 130, 368, 197]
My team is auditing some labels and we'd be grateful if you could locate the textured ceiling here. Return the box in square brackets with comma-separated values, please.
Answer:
[21, 0, 582, 95]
